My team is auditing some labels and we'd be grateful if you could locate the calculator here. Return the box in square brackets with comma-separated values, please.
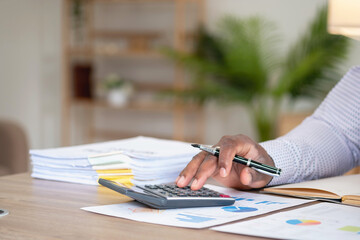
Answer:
[98, 178, 235, 209]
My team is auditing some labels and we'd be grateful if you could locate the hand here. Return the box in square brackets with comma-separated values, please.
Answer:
[175, 134, 275, 190]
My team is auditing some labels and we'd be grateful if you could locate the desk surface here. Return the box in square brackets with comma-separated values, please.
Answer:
[0, 173, 312, 240]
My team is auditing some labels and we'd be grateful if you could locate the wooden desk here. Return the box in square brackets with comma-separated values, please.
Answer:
[0, 173, 310, 240]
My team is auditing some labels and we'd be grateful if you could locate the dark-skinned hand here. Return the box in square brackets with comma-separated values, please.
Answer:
[176, 134, 275, 190]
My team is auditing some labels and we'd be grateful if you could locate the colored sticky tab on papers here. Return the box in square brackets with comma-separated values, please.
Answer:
[88, 151, 131, 167]
[89, 152, 133, 185]
[95, 169, 132, 174]
[92, 163, 130, 170]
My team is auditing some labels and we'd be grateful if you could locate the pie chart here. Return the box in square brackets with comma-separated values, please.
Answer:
[222, 206, 258, 212]
[286, 219, 321, 226]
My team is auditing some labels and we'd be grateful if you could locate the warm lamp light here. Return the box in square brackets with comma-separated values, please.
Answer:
[328, 0, 360, 40]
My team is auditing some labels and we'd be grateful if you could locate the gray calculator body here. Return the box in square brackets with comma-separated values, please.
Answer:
[98, 178, 235, 209]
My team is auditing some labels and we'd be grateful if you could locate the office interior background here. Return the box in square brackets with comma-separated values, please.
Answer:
[0, 0, 359, 158]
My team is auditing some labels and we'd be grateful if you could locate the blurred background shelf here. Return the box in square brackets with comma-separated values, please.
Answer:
[69, 47, 165, 58]
[71, 98, 201, 112]
[62, 0, 206, 145]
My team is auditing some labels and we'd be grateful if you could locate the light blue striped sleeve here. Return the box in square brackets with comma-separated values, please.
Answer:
[260, 66, 360, 186]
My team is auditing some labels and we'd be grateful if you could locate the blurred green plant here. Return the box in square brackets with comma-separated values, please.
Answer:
[162, 5, 350, 141]
[103, 74, 126, 90]
[71, 0, 84, 44]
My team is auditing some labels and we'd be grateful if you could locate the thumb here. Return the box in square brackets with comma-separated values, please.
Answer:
[241, 166, 273, 189]
[240, 167, 253, 186]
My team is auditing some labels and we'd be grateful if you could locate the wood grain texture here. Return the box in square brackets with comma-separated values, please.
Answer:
[0, 173, 271, 240]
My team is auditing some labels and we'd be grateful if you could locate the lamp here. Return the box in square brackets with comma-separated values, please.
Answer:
[328, 0, 360, 40]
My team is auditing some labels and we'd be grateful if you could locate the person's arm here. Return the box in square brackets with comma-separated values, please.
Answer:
[176, 66, 360, 190]
[263, 66, 360, 185]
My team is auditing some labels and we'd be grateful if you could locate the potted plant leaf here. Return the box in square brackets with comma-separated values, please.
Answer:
[163, 5, 350, 141]
[103, 74, 133, 107]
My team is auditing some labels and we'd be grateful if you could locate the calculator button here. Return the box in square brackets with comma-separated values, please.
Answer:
[219, 194, 231, 198]
[177, 194, 187, 197]
[142, 184, 231, 200]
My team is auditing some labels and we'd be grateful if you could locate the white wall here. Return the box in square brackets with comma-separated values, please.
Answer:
[0, 0, 62, 149]
[0, 0, 359, 149]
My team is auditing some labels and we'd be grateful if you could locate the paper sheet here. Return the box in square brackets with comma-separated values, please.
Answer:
[88, 152, 131, 166]
[81, 185, 312, 229]
[212, 202, 360, 240]
[30, 136, 199, 160]
[30, 136, 199, 185]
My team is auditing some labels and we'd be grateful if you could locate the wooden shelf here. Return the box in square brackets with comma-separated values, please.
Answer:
[69, 47, 164, 59]
[91, 30, 162, 39]
[62, 0, 206, 144]
[71, 98, 200, 112]
[92, 128, 201, 143]
[133, 82, 174, 91]
[92, 0, 203, 3]
[91, 129, 176, 141]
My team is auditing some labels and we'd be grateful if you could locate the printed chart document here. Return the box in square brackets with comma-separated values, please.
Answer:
[82, 185, 312, 229]
[212, 202, 360, 240]
[263, 174, 360, 206]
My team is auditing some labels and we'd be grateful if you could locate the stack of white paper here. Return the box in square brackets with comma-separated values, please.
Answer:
[30, 136, 199, 185]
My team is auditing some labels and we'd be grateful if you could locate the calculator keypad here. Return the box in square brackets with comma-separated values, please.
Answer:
[142, 184, 229, 198]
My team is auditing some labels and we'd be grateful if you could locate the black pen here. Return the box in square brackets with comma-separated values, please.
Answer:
[191, 144, 281, 177]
